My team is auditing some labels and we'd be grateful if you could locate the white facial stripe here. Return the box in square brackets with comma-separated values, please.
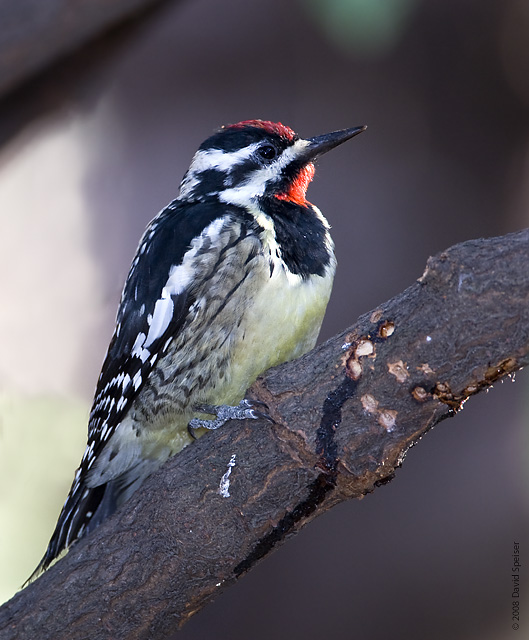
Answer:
[180, 146, 260, 198]
[276, 138, 311, 168]
[181, 137, 311, 201]
[190, 143, 261, 173]
[219, 138, 311, 205]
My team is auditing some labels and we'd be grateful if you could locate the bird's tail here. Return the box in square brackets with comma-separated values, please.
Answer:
[28, 477, 114, 582]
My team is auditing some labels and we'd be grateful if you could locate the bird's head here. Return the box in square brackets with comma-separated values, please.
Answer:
[179, 120, 366, 205]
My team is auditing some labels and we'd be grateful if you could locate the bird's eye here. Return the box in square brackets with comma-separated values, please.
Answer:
[257, 145, 277, 161]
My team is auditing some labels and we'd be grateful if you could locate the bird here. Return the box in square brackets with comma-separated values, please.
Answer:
[32, 119, 366, 577]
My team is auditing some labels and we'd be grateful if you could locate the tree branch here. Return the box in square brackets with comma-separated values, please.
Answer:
[0, 0, 172, 98]
[1, 228, 528, 640]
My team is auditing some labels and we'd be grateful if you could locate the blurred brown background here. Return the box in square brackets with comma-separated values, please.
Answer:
[0, 0, 528, 638]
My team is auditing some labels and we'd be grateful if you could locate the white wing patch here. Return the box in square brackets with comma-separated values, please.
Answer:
[121, 373, 131, 390]
[132, 370, 142, 391]
[144, 292, 174, 348]
[88, 215, 229, 449]
[132, 216, 226, 360]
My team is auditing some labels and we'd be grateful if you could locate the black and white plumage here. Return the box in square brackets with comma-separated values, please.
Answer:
[33, 120, 365, 576]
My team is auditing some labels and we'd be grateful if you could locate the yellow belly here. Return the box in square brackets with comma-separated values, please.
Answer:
[214, 265, 334, 406]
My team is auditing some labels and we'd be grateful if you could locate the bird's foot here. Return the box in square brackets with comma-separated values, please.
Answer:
[188, 399, 272, 438]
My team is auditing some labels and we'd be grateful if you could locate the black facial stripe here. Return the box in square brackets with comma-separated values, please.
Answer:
[225, 157, 261, 187]
[194, 168, 226, 195]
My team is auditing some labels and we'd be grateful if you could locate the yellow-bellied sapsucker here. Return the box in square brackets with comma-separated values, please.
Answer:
[33, 119, 366, 576]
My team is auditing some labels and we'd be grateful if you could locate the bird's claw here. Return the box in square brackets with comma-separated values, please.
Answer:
[187, 399, 273, 438]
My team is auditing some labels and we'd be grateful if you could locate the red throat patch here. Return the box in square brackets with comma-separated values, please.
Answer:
[276, 163, 315, 205]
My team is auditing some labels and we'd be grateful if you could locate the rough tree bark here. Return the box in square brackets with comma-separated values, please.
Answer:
[0, 228, 527, 640]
